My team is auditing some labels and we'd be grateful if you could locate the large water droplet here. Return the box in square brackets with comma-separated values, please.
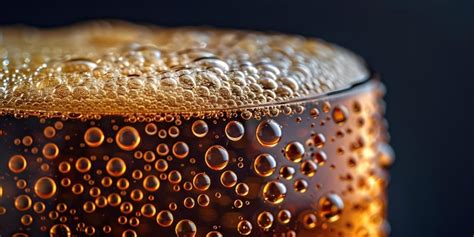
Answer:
[106, 157, 127, 177]
[253, 153, 276, 177]
[205, 145, 229, 171]
[262, 181, 287, 204]
[116, 126, 141, 151]
[256, 119, 282, 147]
[34, 177, 57, 199]
[175, 219, 197, 237]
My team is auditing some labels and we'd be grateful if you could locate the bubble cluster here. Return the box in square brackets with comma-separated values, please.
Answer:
[0, 21, 368, 117]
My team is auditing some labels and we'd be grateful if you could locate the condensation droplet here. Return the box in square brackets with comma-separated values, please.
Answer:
[262, 181, 287, 204]
[116, 126, 141, 151]
[278, 209, 291, 224]
[319, 193, 344, 222]
[235, 183, 250, 196]
[34, 177, 57, 199]
[237, 220, 252, 235]
[256, 119, 282, 147]
[284, 141, 305, 163]
[84, 127, 104, 147]
[143, 175, 160, 192]
[15, 195, 32, 211]
[193, 172, 211, 191]
[206, 231, 223, 237]
[75, 157, 92, 173]
[332, 105, 349, 125]
[257, 211, 274, 230]
[175, 219, 197, 237]
[173, 141, 189, 159]
[302, 212, 318, 229]
[42, 143, 59, 159]
[8, 155, 27, 173]
[300, 160, 318, 177]
[205, 145, 229, 171]
[156, 210, 174, 227]
[220, 170, 237, 188]
[106, 157, 127, 177]
[192, 120, 208, 138]
[50, 224, 71, 237]
[225, 120, 245, 141]
[253, 153, 276, 177]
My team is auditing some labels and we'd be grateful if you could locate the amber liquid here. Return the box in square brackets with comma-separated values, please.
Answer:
[0, 80, 391, 237]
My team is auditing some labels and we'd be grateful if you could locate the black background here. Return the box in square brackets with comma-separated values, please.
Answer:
[1, 0, 473, 236]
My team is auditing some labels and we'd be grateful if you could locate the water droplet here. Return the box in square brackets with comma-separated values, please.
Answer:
[220, 170, 238, 188]
[256, 119, 282, 147]
[50, 224, 71, 237]
[42, 143, 59, 159]
[175, 219, 197, 237]
[205, 145, 229, 170]
[302, 212, 318, 229]
[144, 123, 158, 135]
[75, 157, 92, 173]
[235, 183, 250, 196]
[279, 166, 296, 180]
[116, 126, 141, 151]
[262, 181, 287, 204]
[106, 157, 127, 177]
[257, 211, 274, 230]
[300, 160, 318, 177]
[140, 203, 156, 218]
[319, 193, 344, 222]
[143, 175, 160, 192]
[293, 179, 308, 193]
[332, 105, 349, 125]
[284, 141, 305, 163]
[156, 143, 170, 156]
[206, 231, 223, 237]
[193, 172, 211, 191]
[84, 127, 104, 147]
[312, 151, 328, 165]
[310, 108, 320, 118]
[192, 120, 208, 138]
[83, 201, 96, 213]
[197, 194, 210, 207]
[155, 159, 169, 172]
[33, 202, 46, 214]
[173, 141, 189, 159]
[15, 195, 32, 211]
[225, 120, 245, 141]
[156, 210, 174, 227]
[20, 214, 33, 226]
[277, 209, 291, 224]
[253, 153, 276, 177]
[122, 229, 137, 237]
[61, 58, 97, 73]
[43, 126, 56, 138]
[8, 155, 27, 173]
[34, 177, 57, 199]
[311, 133, 326, 148]
[183, 197, 195, 209]
[237, 220, 252, 235]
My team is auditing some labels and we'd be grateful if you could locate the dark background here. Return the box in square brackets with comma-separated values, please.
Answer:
[1, 0, 473, 236]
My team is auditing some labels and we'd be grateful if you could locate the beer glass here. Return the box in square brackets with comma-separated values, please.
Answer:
[0, 22, 393, 237]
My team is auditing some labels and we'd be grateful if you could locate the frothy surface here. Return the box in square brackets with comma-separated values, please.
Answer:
[0, 21, 368, 115]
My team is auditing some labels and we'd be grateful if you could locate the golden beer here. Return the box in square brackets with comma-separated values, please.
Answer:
[0, 22, 393, 236]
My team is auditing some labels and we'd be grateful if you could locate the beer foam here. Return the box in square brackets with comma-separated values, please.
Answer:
[0, 21, 368, 116]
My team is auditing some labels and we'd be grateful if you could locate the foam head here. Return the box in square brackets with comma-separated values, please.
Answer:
[0, 21, 368, 116]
